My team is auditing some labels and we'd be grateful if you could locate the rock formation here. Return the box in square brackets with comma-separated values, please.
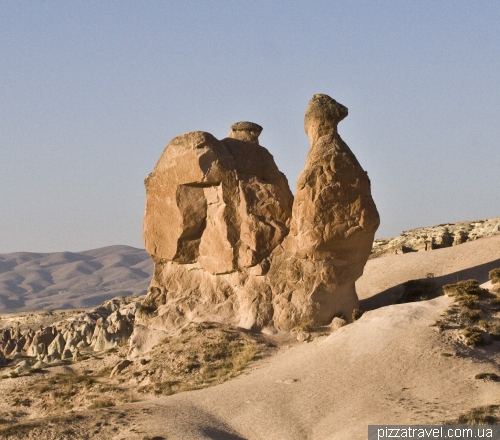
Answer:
[136, 94, 379, 339]
[269, 94, 380, 327]
[0, 297, 137, 368]
[140, 122, 293, 333]
[371, 217, 500, 258]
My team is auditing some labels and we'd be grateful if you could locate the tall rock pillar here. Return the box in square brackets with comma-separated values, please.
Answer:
[269, 94, 380, 329]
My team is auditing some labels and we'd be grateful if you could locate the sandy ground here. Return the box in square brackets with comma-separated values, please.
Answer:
[1, 235, 500, 439]
[96, 296, 499, 439]
[357, 235, 500, 310]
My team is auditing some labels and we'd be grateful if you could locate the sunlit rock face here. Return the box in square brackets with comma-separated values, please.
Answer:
[269, 94, 380, 329]
[138, 94, 379, 339]
[141, 122, 293, 331]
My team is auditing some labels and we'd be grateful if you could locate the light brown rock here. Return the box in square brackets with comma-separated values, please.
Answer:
[329, 317, 348, 331]
[136, 94, 379, 341]
[269, 94, 379, 329]
[139, 122, 293, 333]
[371, 217, 500, 258]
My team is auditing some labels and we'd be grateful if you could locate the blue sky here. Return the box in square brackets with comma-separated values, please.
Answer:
[1, 1, 499, 253]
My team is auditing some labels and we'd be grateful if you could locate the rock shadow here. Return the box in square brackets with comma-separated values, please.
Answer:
[360, 258, 500, 311]
[200, 427, 247, 440]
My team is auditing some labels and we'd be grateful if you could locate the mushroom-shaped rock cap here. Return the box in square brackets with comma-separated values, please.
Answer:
[227, 121, 263, 144]
[304, 94, 348, 142]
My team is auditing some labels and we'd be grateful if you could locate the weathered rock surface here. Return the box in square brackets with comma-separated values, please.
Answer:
[0, 296, 139, 365]
[269, 94, 380, 328]
[137, 94, 379, 339]
[371, 217, 500, 259]
[141, 122, 293, 332]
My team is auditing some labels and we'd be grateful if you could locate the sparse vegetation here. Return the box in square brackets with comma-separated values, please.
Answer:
[0, 414, 85, 438]
[292, 317, 314, 332]
[443, 279, 489, 299]
[442, 280, 490, 326]
[436, 278, 500, 349]
[400, 275, 441, 303]
[89, 398, 115, 409]
[135, 322, 259, 396]
[448, 405, 500, 425]
[351, 309, 363, 321]
[489, 268, 500, 284]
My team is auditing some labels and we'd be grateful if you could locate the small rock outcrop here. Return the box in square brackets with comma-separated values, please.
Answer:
[371, 217, 500, 258]
[135, 93, 379, 339]
[0, 296, 139, 367]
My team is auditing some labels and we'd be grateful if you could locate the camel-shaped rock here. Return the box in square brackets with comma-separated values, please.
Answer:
[134, 94, 379, 347]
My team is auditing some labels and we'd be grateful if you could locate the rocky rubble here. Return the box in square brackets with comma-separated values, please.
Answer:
[135, 93, 379, 343]
[0, 296, 138, 373]
[371, 217, 500, 259]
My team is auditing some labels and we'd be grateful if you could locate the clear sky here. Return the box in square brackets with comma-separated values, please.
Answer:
[1, 1, 499, 253]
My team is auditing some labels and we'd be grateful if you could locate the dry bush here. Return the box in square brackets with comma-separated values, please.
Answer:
[0, 414, 85, 438]
[135, 323, 259, 396]
[443, 280, 489, 298]
[401, 277, 441, 303]
[29, 373, 96, 401]
[463, 327, 484, 347]
[475, 373, 500, 381]
[458, 309, 481, 325]
[454, 405, 499, 425]
[489, 268, 500, 284]
[485, 322, 500, 340]
[351, 309, 364, 321]
[89, 398, 115, 409]
[292, 317, 314, 332]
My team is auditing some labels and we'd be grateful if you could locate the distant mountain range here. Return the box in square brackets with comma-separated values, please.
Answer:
[0, 245, 152, 313]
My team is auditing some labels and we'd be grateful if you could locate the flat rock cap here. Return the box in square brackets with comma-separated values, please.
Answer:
[230, 121, 263, 134]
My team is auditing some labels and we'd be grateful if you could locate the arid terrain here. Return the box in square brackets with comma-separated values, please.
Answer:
[1, 230, 500, 439]
[0, 245, 152, 313]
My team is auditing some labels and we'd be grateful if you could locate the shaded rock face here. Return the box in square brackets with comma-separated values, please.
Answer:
[139, 94, 379, 334]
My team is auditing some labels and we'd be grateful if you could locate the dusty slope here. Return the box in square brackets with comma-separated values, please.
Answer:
[105, 235, 500, 439]
[24, 295, 496, 440]
[0, 246, 152, 312]
[357, 234, 500, 310]
[2, 233, 500, 439]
